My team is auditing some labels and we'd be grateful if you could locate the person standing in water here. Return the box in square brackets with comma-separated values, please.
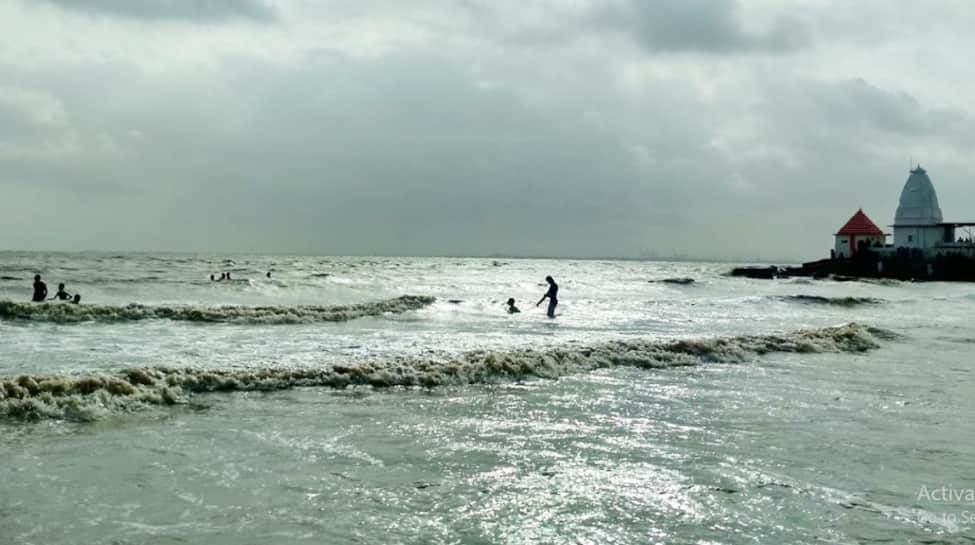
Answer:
[50, 283, 71, 301]
[506, 297, 520, 314]
[31, 275, 48, 302]
[536, 276, 558, 318]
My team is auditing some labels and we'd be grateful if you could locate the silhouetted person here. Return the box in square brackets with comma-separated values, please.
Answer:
[219, 272, 226, 281]
[31, 275, 47, 302]
[506, 297, 520, 314]
[266, 271, 271, 278]
[536, 276, 558, 318]
[210, 274, 215, 281]
[71, 294, 81, 304]
[226, 272, 232, 280]
[51, 283, 71, 301]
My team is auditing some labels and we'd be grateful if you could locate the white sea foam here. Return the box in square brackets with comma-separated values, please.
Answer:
[0, 323, 887, 422]
[0, 295, 435, 324]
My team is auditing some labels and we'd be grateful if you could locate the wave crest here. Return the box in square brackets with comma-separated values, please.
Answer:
[0, 323, 887, 422]
[0, 295, 435, 325]
[777, 295, 882, 307]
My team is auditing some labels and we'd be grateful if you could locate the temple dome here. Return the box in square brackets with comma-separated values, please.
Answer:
[894, 165, 942, 225]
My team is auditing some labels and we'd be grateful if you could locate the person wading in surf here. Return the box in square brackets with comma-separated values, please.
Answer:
[536, 276, 558, 318]
[31, 275, 47, 302]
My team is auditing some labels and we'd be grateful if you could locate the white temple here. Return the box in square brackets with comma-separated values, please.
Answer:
[832, 166, 975, 258]
[892, 166, 947, 249]
[887, 165, 975, 256]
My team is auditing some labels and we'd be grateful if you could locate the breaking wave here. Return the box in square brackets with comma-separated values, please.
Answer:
[649, 277, 696, 285]
[0, 323, 888, 422]
[0, 295, 435, 325]
[777, 295, 883, 307]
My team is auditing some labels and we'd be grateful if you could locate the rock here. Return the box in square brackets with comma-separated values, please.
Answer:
[730, 266, 780, 279]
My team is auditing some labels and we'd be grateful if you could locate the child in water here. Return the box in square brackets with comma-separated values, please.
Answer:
[506, 298, 520, 314]
[51, 283, 71, 301]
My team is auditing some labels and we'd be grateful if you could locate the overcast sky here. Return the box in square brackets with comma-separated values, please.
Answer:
[1, 0, 973, 260]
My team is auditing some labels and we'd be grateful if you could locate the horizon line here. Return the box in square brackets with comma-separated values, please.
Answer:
[0, 248, 801, 264]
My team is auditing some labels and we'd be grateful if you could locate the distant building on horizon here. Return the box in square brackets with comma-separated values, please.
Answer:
[833, 165, 975, 259]
[735, 165, 975, 281]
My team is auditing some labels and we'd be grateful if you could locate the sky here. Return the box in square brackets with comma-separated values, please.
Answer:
[1, 0, 974, 260]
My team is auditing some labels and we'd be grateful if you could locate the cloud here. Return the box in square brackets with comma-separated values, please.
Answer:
[0, 50, 695, 255]
[0, 0, 973, 260]
[590, 0, 811, 54]
[451, 0, 811, 55]
[37, 0, 276, 23]
[0, 86, 67, 139]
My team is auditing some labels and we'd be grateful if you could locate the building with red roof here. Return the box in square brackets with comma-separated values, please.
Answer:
[834, 209, 888, 257]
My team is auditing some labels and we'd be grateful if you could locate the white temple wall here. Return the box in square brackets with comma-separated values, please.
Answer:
[893, 226, 945, 249]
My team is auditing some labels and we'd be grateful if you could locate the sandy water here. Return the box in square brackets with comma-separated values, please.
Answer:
[1, 253, 974, 544]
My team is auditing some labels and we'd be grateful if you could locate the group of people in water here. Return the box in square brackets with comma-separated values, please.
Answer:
[209, 271, 272, 281]
[31, 275, 81, 304]
[506, 275, 559, 318]
[28, 272, 559, 316]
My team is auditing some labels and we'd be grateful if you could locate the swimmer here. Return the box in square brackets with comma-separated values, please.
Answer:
[51, 283, 71, 301]
[506, 298, 520, 314]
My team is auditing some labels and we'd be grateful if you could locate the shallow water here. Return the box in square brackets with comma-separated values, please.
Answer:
[1, 253, 974, 544]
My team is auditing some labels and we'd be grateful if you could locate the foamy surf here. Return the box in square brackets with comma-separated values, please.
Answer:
[0, 323, 888, 422]
[0, 295, 435, 324]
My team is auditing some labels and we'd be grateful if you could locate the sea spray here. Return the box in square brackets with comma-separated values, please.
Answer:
[0, 323, 888, 422]
[0, 295, 435, 324]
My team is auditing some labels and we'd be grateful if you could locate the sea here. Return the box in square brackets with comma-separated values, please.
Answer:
[1, 252, 973, 544]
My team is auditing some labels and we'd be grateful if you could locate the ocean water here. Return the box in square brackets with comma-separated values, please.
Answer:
[1, 252, 974, 544]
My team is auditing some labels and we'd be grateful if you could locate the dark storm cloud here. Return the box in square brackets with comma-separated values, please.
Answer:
[807, 78, 925, 134]
[591, 0, 811, 53]
[0, 52, 666, 255]
[37, 0, 276, 22]
[761, 77, 975, 155]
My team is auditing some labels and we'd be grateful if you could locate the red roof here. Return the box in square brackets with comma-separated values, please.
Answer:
[835, 209, 884, 236]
